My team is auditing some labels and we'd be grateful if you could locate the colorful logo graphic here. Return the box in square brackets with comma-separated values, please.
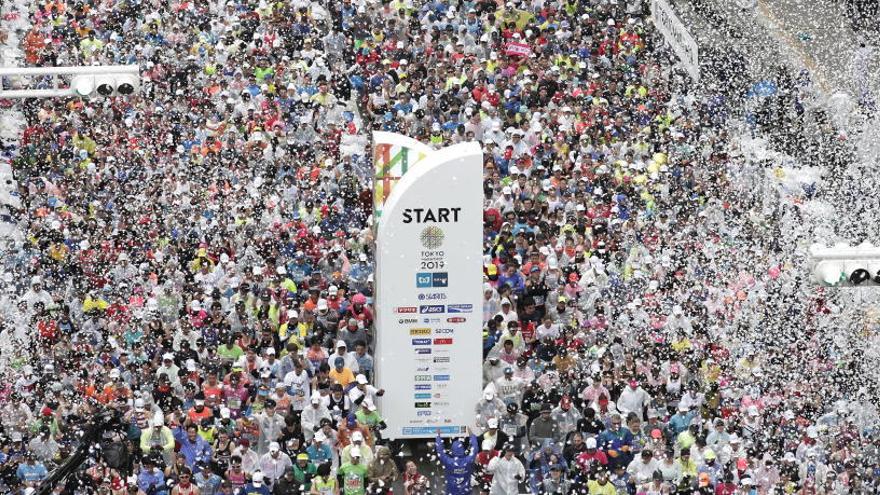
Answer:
[420, 226, 445, 249]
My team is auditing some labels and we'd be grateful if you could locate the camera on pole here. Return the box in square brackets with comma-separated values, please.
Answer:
[0, 65, 141, 99]
[809, 242, 880, 286]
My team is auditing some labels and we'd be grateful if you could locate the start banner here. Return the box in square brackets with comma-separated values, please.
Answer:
[374, 135, 483, 439]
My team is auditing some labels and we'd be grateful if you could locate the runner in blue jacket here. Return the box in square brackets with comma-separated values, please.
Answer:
[435, 428, 479, 495]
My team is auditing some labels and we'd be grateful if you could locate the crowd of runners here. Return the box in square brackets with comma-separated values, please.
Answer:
[0, 0, 878, 494]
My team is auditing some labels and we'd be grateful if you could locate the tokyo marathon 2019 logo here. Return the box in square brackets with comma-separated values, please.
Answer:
[419, 226, 445, 249]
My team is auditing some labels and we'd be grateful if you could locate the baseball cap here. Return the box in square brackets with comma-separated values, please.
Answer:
[351, 431, 364, 442]
[356, 374, 368, 385]
[585, 437, 597, 449]
[269, 442, 280, 453]
[252, 471, 264, 486]
[296, 453, 309, 461]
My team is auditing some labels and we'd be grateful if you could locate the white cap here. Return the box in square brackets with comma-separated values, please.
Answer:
[351, 431, 364, 442]
[134, 398, 145, 411]
[483, 391, 495, 400]
[162, 353, 174, 361]
[317, 299, 329, 311]
[356, 374, 368, 385]
[109, 368, 121, 378]
[328, 285, 339, 295]
[336, 340, 347, 348]
[487, 418, 499, 428]
[220, 407, 231, 419]
[314, 431, 326, 442]
[266, 347, 276, 355]
[252, 471, 264, 485]
[363, 400, 377, 411]
[311, 394, 322, 404]
[501, 298, 511, 305]
[585, 437, 597, 449]
[288, 310, 299, 319]
[269, 441, 280, 452]
[502, 186, 512, 194]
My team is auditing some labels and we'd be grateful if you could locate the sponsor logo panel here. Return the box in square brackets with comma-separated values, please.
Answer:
[447, 304, 473, 313]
